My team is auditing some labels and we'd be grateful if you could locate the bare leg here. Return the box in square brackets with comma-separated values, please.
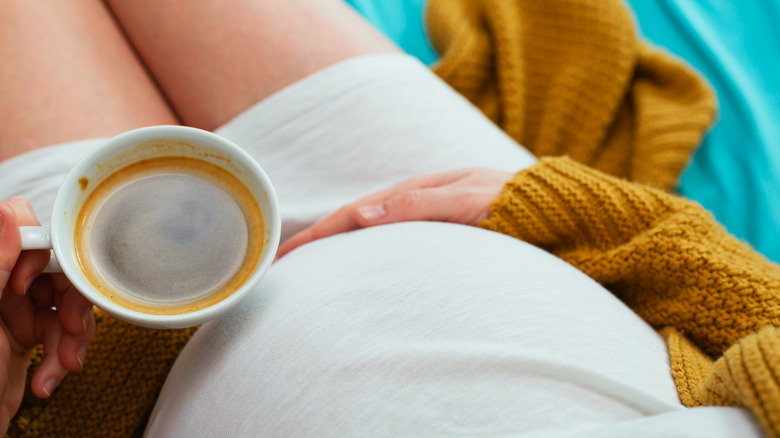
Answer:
[0, 0, 179, 161]
[104, 0, 399, 131]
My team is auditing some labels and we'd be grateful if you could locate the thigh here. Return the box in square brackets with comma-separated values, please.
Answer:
[104, 0, 399, 131]
[0, 0, 178, 161]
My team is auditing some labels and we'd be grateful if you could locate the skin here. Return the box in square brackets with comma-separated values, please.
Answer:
[277, 168, 514, 258]
[103, 0, 398, 131]
[0, 198, 95, 432]
[0, 0, 179, 160]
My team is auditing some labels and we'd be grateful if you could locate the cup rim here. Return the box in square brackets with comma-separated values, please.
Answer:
[50, 125, 281, 329]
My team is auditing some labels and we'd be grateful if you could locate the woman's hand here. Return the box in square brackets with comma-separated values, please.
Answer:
[0, 198, 95, 433]
[277, 168, 513, 258]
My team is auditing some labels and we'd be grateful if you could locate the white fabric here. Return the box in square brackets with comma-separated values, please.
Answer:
[0, 53, 762, 437]
[146, 223, 681, 437]
[570, 406, 766, 438]
[0, 138, 105, 226]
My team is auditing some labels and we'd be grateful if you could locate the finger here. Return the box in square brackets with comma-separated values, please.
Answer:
[277, 170, 485, 259]
[30, 309, 69, 398]
[46, 273, 77, 310]
[357, 187, 458, 225]
[2, 331, 32, 425]
[365, 169, 513, 226]
[57, 308, 94, 371]
[0, 329, 28, 434]
[28, 275, 56, 308]
[48, 273, 72, 293]
[26, 276, 93, 335]
[277, 190, 444, 259]
[346, 170, 471, 208]
[277, 204, 365, 259]
[6, 198, 48, 296]
[277, 173, 473, 258]
[361, 186, 494, 226]
[0, 332, 10, 429]
[58, 284, 94, 336]
[0, 202, 21, 295]
[0, 283, 37, 348]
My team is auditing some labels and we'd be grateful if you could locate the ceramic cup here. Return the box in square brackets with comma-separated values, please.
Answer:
[19, 125, 280, 329]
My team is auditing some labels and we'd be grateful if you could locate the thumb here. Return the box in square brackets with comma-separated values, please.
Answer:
[0, 201, 21, 294]
[6, 198, 47, 296]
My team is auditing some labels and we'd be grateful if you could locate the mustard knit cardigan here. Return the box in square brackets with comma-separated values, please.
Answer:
[8, 0, 780, 437]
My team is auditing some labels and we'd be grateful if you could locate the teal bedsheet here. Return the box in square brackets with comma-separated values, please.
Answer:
[346, 0, 780, 263]
[343, 0, 437, 65]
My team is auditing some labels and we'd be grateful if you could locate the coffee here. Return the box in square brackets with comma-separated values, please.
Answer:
[74, 154, 264, 315]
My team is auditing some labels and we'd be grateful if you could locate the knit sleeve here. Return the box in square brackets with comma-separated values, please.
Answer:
[479, 156, 780, 357]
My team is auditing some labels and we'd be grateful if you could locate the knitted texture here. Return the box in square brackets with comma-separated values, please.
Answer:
[7, 310, 196, 438]
[428, 0, 716, 191]
[703, 327, 780, 437]
[480, 157, 780, 437]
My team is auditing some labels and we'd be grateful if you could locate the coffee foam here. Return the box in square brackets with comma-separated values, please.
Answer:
[75, 155, 264, 315]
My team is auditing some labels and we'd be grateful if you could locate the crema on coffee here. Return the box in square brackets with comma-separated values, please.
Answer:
[74, 155, 264, 315]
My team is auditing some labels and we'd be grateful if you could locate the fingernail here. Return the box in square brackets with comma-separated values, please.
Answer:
[77, 344, 87, 367]
[43, 378, 57, 397]
[357, 205, 386, 221]
[82, 308, 92, 333]
[7, 197, 34, 218]
[23, 274, 37, 294]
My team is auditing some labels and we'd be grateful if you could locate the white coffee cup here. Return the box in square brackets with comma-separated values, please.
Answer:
[19, 125, 280, 329]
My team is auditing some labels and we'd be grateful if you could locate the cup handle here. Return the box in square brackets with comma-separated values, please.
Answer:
[19, 226, 62, 273]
